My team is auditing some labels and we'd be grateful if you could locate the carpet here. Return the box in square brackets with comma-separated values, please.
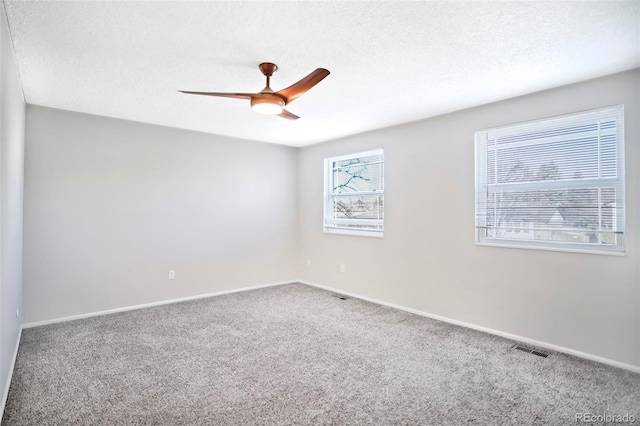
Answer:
[3, 283, 639, 424]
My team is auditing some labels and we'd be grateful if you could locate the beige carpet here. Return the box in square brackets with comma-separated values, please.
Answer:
[3, 283, 639, 424]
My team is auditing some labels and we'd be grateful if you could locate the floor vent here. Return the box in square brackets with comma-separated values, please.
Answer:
[513, 344, 549, 358]
[531, 350, 549, 358]
[332, 294, 349, 300]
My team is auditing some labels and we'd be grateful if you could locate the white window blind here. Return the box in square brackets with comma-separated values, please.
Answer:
[324, 149, 384, 237]
[475, 105, 624, 253]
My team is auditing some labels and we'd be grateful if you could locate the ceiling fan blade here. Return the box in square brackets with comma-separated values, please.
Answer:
[178, 91, 255, 100]
[278, 109, 300, 120]
[276, 68, 330, 105]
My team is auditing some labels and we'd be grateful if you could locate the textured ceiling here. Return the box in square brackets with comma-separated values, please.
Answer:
[4, 1, 639, 147]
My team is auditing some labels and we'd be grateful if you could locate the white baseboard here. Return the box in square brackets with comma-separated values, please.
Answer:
[298, 280, 640, 374]
[22, 280, 292, 329]
[1, 326, 22, 419]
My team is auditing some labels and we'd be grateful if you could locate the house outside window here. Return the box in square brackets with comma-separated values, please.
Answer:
[324, 149, 384, 237]
[475, 105, 625, 254]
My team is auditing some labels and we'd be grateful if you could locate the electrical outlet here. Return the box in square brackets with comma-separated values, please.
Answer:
[169, 270, 175, 280]
[306, 260, 311, 266]
[340, 264, 346, 273]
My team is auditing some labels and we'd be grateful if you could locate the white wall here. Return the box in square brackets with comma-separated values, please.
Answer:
[0, 0, 25, 412]
[23, 106, 297, 323]
[298, 69, 640, 368]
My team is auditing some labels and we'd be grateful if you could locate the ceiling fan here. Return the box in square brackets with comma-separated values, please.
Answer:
[179, 63, 330, 120]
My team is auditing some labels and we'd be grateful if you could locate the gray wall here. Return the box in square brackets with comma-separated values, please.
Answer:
[297, 69, 640, 368]
[0, 1, 25, 411]
[23, 106, 297, 323]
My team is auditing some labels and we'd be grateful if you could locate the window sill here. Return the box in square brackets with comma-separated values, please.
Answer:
[324, 228, 384, 238]
[475, 241, 625, 256]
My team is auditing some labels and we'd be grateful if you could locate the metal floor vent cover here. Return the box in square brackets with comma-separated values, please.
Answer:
[513, 344, 549, 358]
[331, 293, 350, 300]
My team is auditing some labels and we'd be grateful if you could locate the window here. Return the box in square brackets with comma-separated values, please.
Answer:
[475, 105, 624, 254]
[324, 149, 384, 237]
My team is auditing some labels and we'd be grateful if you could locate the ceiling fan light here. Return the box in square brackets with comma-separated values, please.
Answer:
[251, 97, 284, 115]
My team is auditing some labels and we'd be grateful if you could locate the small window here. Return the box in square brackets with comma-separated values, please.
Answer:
[324, 149, 384, 237]
[475, 105, 625, 254]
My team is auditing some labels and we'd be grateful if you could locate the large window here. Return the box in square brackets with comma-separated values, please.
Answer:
[324, 149, 384, 237]
[475, 105, 625, 254]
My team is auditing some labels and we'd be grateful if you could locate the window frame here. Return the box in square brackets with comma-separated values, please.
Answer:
[323, 148, 384, 238]
[474, 105, 625, 255]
